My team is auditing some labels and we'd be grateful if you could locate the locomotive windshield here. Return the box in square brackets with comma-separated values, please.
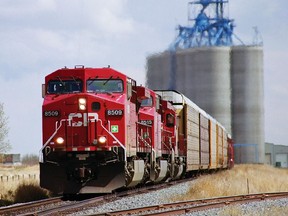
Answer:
[87, 79, 123, 93]
[141, 97, 153, 107]
[47, 79, 83, 94]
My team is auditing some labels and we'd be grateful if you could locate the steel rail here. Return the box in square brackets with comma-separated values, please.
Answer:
[93, 192, 288, 216]
[0, 196, 63, 215]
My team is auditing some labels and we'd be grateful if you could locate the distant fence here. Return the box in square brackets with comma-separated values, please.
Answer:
[0, 174, 38, 182]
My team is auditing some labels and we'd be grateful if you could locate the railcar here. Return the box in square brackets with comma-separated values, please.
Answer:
[39, 66, 233, 195]
[155, 90, 234, 172]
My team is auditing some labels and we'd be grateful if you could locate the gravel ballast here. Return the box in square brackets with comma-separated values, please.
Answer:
[68, 182, 288, 216]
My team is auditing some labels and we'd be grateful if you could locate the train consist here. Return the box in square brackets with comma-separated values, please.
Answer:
[40, 66, 234, 194]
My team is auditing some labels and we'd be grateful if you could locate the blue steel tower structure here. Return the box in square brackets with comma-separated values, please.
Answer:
[168, 0, 234, 90]
[171, 0, 234, 49]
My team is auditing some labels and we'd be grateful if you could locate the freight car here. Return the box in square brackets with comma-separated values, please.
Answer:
[39, 66, 233, 195]
[155, 90, 234, 171]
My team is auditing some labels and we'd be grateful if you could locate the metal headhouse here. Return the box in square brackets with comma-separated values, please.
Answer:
[170, 0, 234, 50]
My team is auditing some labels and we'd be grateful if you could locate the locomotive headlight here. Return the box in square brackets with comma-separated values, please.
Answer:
[56, 137, 65, 144]
[79, 98, 86, 110]
[98, 136, 107, 144]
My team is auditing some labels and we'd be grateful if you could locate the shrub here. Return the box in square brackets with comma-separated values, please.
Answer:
[0, 199, 13, 206]
[0, 189, 14, 207]
[14, 182, 49, 203]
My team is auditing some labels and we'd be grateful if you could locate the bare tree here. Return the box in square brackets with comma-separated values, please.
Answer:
[22, 154, 39, 165]
[0, 102, 11, 153]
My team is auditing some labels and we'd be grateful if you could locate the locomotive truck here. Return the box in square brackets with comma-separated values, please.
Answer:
[40, 66, 234, 194]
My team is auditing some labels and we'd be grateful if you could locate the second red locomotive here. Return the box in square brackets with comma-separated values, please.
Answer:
[40, 66, 233, 194]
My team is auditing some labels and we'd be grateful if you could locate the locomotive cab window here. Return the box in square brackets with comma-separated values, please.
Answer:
[87, 79, 123, 93]
[166, 114, 175, 127]
[141, 97, 153, 107]
[47, 79, 83, 94]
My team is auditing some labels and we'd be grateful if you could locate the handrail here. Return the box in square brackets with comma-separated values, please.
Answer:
[138, 134, 152, 148]
[137, 122, 152, 149]
[136, 122, 156, 161]
[39, 119, 68, 163]
[98, 119, 127, 161]
[161, 129, 174, 154]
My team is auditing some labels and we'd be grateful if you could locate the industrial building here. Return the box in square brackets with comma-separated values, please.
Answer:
[265, 143, 288, 168]
[0, 154, 21, 165]
[146, 0, 264, 164]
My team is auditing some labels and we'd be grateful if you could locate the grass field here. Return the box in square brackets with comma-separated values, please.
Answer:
[174, 164, 288, 201]
[0, 165, 46, 205]
[171, 164, 288, 216]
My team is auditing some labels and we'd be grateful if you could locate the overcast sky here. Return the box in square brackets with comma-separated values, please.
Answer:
[0, 0, 287, 155]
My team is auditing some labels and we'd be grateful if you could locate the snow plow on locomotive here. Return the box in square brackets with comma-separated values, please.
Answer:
[40, 66, 233, 195]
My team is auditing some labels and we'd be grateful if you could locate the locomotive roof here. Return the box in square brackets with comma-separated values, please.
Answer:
[45, 66, 134, 82]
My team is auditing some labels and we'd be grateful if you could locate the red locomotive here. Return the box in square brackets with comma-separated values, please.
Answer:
[40, 66, 234, 194]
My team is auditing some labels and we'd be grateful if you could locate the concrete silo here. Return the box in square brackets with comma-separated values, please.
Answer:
[176, 47, 232, 134]
[146, 52, 171, 90]
[146, 47, 232, 135]
[231, 46, 264, 163]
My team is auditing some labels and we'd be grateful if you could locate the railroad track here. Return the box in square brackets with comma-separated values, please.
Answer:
[0, 196, 63, 216]
[92, 192, 288, 216]
[0, 179, 189, 216]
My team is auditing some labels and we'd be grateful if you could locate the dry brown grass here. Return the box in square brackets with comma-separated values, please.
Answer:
[174, 164, 288, 201]
[0, 164, 49, 205]
[0, 164, 39, 177]
[169, 164, 288, 215]
[0, 165, 39, 196]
